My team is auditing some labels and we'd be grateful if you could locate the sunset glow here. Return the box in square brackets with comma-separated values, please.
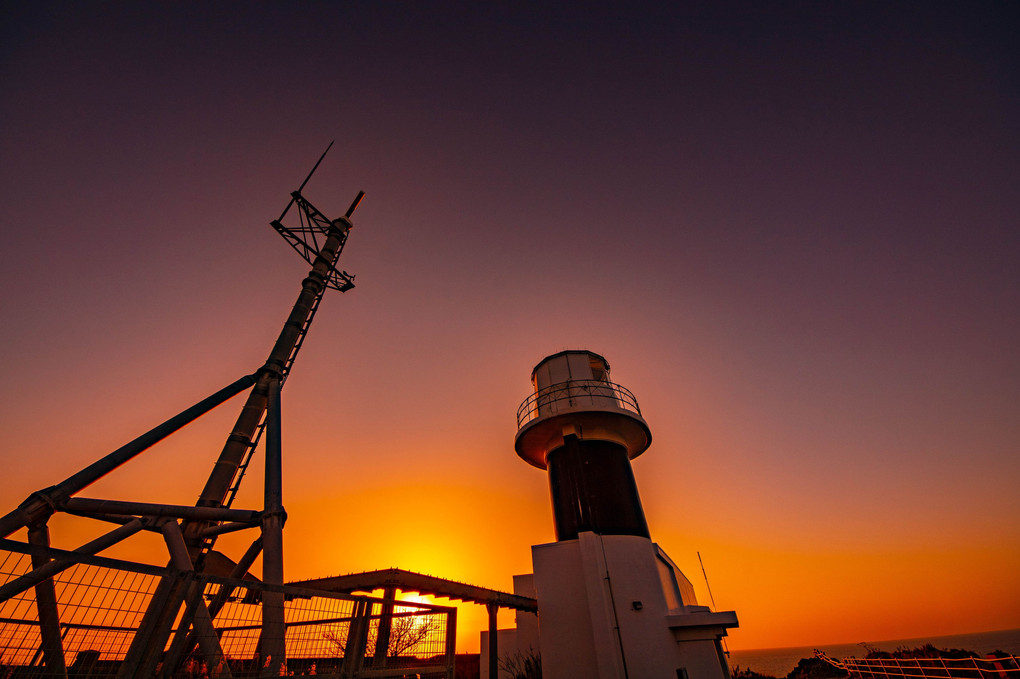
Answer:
[1, 2, 1017, 657]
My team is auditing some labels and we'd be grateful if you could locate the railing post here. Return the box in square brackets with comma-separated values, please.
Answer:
[340, 600, 369, 679]
[445, 607, 457, 679]
[374, 586, 396, 667]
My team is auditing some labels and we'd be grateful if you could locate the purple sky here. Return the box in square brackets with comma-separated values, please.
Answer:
[1, 2, 1017, 649]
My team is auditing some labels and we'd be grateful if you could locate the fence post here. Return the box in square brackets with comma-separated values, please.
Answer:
[445, 607, 458, 679]
[374, 586, 396, 668]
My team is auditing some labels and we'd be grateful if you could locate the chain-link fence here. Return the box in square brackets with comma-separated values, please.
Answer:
[1, 539, 455, 678]
[839, 655, 1020, 679]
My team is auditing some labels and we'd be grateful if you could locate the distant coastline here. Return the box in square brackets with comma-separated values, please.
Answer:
[729, 628, 1020, 678]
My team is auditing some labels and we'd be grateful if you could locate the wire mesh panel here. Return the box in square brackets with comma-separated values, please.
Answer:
[1, 543, 173, 677]
[840, 656, 1020, 679]
[0, 548, 40, 666]
[1, 540, 455, 678]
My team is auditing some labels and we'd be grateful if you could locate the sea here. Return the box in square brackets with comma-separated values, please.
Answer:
[727, 628, 1020, 678]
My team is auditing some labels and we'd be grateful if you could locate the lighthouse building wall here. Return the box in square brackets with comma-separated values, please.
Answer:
[532, 532, 734, 679]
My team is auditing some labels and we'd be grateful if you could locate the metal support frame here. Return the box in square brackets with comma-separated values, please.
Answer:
[27, 523, 68, 679]
[63, 498, 261, 523]
[119, 540, 192, 678]
[259, 375, 286, 676]
[192, 190, 362, 530]
[0, 518, 146, 600]
[0, 149, 372, 676]
[162, 521, 232, 678]
[2, 535, 459, 679]
[116, 160, 362, 672]
[487, 602, 499, 679]
[162, 537, 264, 678]
[0, 374, 257, 539]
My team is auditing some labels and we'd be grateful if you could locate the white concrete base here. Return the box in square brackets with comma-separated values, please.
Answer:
[530, 532, 737, 679]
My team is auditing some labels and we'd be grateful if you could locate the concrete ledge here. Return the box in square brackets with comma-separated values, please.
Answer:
[665, 610, 739, 630]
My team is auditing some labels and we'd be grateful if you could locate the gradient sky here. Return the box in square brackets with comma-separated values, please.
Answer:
[1, 2, 1018, 653]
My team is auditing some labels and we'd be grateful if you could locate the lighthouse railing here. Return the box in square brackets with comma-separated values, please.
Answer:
[517, 379, 642, 427]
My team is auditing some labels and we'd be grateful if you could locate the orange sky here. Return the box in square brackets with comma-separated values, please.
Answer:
[1, 1, 1018, 656]
[3, 335, 1017, 652]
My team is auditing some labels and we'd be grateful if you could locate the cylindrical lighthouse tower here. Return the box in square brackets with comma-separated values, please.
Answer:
[505, 350, 738, 679]
[515, 350, 652, 541]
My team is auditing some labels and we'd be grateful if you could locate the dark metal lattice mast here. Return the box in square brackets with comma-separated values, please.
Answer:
[0, 144, 363, 678]
[127, 145, 364, 678]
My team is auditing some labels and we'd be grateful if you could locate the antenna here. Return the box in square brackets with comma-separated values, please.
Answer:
[697, 551, 718, 610]
[699, 551, 730, 656]
[270, 144, 362, 293]
[277, 140, 336, 222]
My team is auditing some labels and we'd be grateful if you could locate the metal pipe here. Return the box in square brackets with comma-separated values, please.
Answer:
[209, 537, 263, 620]
[148, 196, 362, 668]
[193, 201, 359, 523]
[0, 373, 256, 538]
[60, 510, 135, 525]
[345, 190, 365, 218]
[117, 557, 187, 679]
[264, 376, 284, 515]
[162, 537, 264, 679]
[260, 375, 286, 676]
[27, 523, 68, 678]
[62, 498, 260, 523]
[198, 520, 259, 539]
[0, 518, 145, 601]
[161, 522, 231, 678]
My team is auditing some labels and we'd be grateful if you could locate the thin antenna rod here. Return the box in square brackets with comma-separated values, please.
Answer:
[277, 140, 336, 222]
[297, 140, 335, 194]
[698, 551, 730, 656]
[697, 551, 718, 610]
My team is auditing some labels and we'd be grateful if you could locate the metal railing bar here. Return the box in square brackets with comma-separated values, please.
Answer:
[213, 608, 447, 633]
[1, 538, 172, 579]
[516, 379, 642, 427]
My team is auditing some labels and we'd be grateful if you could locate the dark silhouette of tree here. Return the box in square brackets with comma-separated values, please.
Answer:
[733, 668, 782, 679]
[499, 649, 542, 679]
[323, 614, 438, 659]
[787, 657, 849, 679]
[863, 644, 979, 661]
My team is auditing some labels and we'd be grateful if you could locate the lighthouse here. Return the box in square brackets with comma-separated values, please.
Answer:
[515, 349, 652, 542]
[489, 350, 738, 679]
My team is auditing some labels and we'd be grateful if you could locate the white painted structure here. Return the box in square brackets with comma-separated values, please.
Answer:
[529, 534, 737, 679]
[485, 350, 738, 679]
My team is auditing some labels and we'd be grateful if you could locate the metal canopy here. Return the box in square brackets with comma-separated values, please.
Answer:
[290, 568, 538, 613]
